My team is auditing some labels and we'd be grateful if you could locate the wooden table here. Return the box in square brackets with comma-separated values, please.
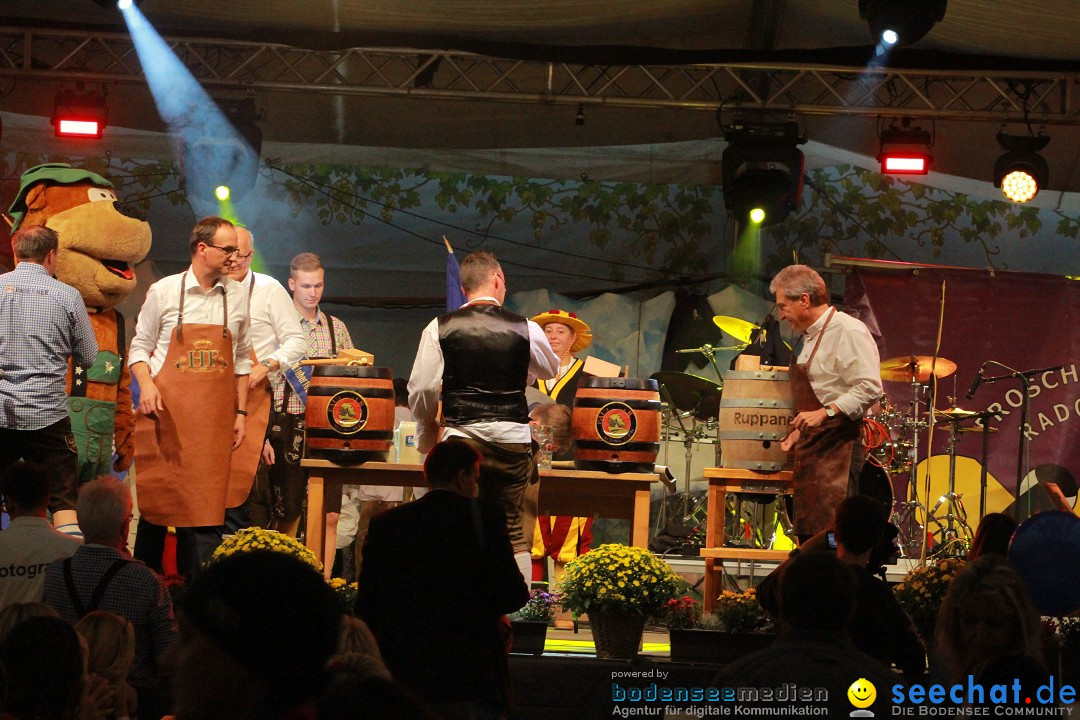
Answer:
[301, 459, 662, 570]
[700, 466, 794, 612]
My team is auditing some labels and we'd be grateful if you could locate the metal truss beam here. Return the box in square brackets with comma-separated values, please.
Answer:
[2, 26, 1079, 126]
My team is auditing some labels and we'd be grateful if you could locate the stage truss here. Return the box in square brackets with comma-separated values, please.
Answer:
[2, 26, 1080, 126]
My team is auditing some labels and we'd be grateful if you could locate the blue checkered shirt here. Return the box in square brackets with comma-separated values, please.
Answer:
[0, 263, 97, 429]
[42, 544, 179, 689]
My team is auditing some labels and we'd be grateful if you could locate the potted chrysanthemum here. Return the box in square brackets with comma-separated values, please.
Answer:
[508, 587, 559, 655]
[206, 527, 323, 573]
[894, 557, 966, 645]
[557, 543, 683, 659]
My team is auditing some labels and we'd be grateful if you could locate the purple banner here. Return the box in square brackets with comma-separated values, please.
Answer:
[847, 266, 1080, 512]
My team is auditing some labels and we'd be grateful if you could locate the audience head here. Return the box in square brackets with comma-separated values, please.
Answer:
[423, 440, 481, 497]
[1, 460, 52, 516]
[176, 551, 342, 720]
[333, 615, 391, 681]
[0, 602, 59, 645]
[75, 610, 136, 683]
[967, 512, 1018, 562]
[936, 555, 1044, 680]
[0, 615, 86, 720]
[11, 224, 59, 264]
[779, 551, 856, 632]
[834, 494, 887, 557]
[319, 675, 443, 720]
[529, 403, 572, 455]
[76, 477, 132, 547]
[459, 251, 504, 302]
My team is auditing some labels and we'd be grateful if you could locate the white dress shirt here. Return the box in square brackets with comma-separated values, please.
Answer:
[237, 271, 306, 372]
[128, 269, 253, 377]
[797, 307, 882, 420]
[408, 297, 559, 453]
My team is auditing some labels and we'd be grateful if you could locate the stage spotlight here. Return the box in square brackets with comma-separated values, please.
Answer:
[878, 118, 933, 175]
[722, 121, 805, 228]
[52, 89, 108, 139]
[575, 104, 585, 126]
[859, 0, 947, 48]
[91, 0, 140, 9]
[215, 185, 231, 201]
[994, 132, 1050, 204]
[117, 0, 132, 9]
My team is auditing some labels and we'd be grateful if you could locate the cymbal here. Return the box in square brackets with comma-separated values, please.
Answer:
[712, 316, 759, 345]
[880, 355, 957, 383]
[650, 371, 722, 421]
[957, 426, 999, 434]
[927, 407, 980, 422]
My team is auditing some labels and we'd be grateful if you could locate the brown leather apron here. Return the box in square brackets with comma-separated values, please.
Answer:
[133, 272, 238, 527]
[789, 308, 861, 536]
[225, 273, 272, 508]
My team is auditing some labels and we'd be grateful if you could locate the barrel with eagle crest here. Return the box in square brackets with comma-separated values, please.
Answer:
[571, 377, 661, 473]
[304, 365, 395, 461]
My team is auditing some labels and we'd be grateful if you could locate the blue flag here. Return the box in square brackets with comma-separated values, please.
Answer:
[446, 250, 467, 312]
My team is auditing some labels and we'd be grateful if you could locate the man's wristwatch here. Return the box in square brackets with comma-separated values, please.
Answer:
[259, 358, 273, 369]
[824, 405, 837, 418]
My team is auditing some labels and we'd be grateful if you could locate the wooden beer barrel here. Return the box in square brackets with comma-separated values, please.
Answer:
[572, 377, 661, 473]
[304, 365, 395, 462]
[717, 369, 793, 472]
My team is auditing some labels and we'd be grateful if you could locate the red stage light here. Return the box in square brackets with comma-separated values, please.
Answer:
[52, 90, 108, 140]
[879, 152, 931, 175]
[55, 118, 104, 139]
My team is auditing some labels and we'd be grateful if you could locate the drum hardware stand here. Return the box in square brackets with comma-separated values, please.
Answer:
[974, 361, 1064, 521]
[894, 377, 931, 559]
[925, 412, 972, 557]
[675, 343, 744, 384]
[655, 384, 707, 533]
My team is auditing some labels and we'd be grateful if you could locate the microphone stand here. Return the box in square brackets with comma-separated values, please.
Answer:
[980, 361, 1064, 521]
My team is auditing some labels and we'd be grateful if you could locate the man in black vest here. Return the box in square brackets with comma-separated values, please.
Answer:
[408, 251, 559, 580]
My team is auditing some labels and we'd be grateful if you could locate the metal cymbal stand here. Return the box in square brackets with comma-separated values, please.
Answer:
[892, 370, 931, 559]
[925, 414, 972, 556]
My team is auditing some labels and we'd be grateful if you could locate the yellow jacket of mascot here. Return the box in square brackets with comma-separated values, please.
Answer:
[7, 163, 152, 483]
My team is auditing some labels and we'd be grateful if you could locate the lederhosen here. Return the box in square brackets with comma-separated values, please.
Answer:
[67, 310, 125, 484]
[225, 273, 273, 509]
[531, 358, 593, 565]
[439, 302, 535, 554]
[264, 313, 338, 521]
[789, 308, 862, 537]
[133, 272, 237, 527]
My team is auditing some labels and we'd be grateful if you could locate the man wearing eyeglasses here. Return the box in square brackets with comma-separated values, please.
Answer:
[222, 227, 305, 532]
[128, 216, 254, 578]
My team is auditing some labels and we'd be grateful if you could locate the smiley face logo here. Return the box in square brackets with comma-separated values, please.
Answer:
[847, 678, 876, 709]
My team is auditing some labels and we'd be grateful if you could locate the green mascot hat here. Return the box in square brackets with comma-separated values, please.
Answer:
[8, 163, 114, 232]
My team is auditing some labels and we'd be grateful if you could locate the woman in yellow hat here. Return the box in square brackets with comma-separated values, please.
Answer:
[529, 309, 595, 591]
[531, 309, 593, 408]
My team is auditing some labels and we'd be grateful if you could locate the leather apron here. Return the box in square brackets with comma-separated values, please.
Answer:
[225, 273, 272, 508]
[789, 308, 861, 536]
[133, 272, 238, 527]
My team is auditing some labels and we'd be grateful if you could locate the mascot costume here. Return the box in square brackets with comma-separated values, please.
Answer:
[7, 163, 152, 534]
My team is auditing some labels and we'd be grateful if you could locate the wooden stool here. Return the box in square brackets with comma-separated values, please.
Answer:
[700, 467, 794, 612]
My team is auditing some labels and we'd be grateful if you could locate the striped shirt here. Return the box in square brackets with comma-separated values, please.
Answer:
[270, 308, 353, 414]
[0, 262, 97, 430]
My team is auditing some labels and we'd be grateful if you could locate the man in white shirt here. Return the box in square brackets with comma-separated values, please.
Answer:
[772, 264, 882, 538]
[223, 227, 305, 531]
[0, 461, 81, 609]
[408, 251, 559, 579]
[128, 216, 253, 578]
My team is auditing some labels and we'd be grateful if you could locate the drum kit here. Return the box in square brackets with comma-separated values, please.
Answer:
[651, 312, 997, 559]
[651, 316, 779, 550]
[865, 354, 997, 558]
